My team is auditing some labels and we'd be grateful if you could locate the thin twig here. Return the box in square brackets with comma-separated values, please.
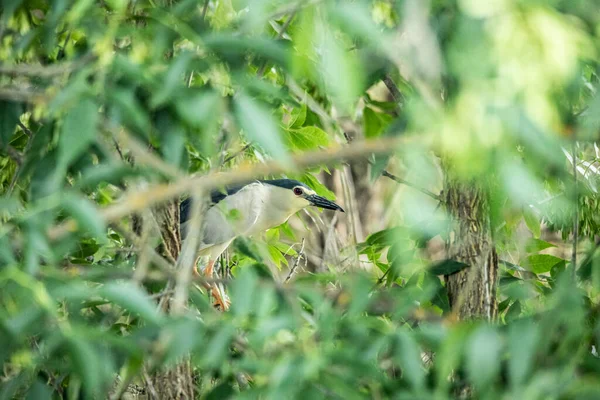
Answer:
[4, 146, 22, 164]
[381, 170, 440, 200]
[149, 289, 175, 300]
[201, 0, 209, 19]
[111, 124, 185, 179]
[382, 74, 404, 107]
[47, 135, 413, 242]
[17, 121, 32, 137]
[285, 238, 306, 283]
[222, 144, 251, 164]
[572, 140, 578, 279]
[0, 54, 94, 78]
[0, 88, 48, 104]
[256, 12, 296, 77]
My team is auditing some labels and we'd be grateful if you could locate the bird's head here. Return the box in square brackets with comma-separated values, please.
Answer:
[263, 179, 345, 213]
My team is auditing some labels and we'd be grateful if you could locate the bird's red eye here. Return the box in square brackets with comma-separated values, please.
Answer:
[293, 187, 303, 196]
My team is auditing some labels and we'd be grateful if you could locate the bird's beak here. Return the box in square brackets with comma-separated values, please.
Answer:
[307, 194, 344, 212]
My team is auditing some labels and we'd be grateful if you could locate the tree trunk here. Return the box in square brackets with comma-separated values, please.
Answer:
[443, 177, 498, 321]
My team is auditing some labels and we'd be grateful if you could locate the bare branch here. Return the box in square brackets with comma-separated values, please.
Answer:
[382, 74, 404, 107]
[112, 127, 185, 179]
[285, 238, 306, 283]
[257, 12, 296, 77]
[381, 170, 440, 200]
[0, 88, 48, 104]
[0, 55, 94, 78]
[4, 146, 22, 165]
[222, 144, 251, 164]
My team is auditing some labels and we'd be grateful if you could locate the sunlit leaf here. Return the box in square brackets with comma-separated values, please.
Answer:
[524, 254, 564, 274]
[285, 126, 329, 151]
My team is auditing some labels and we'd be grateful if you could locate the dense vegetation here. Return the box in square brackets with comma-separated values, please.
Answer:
[2, 0, 600, 398]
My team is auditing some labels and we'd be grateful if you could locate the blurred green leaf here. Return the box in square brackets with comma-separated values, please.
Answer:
[99, 283, 164, 325]
[466, 326, 502, 390]
[320, 24, 364, 112]
[508, 319, 538, 388]
[524, 238, 556, 254]
[0, 100, 22, 149]
[234, 92, 290, 164]
[58, 98, 98, 168]
[67, 337, 103, 398]
[62, 194, 106, 242]
[395, 331, 425, 390]
[523, 208, 542, 238]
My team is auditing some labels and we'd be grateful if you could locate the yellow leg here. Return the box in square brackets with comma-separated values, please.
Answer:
[200, 259, 230, 311]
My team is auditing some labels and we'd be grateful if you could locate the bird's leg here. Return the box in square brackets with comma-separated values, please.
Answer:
[205, 259, 230, 311]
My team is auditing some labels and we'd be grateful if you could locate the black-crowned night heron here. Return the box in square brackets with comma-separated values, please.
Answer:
[180, 179, 344, 310]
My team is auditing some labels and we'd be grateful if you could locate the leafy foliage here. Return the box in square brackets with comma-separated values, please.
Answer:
[1, 0, 600, 399]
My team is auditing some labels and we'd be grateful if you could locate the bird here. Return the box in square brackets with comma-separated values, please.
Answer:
[180, 178, 344, 310]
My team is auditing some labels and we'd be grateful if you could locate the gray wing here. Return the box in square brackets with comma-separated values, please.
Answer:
[181, 182, 265, 249]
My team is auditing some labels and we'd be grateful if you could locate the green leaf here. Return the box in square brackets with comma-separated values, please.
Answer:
[319, 24, 364, 112]
[232, 237, 263, 262]
[0, 100, 22, 149]
[150, 52, 192, 108]
[62, 194, 106, 242]
[234, 92, 290, 164]
[175, 90, 222, 129]
[524, 238, 556, 254]
[99, 283, 164, 325]
[285, 126, 329, 151]
[429, 259, 470, 276]
[395, 331, 425, 390]
[59, 98, 98, 168]
[524, 254, 564, 274]
[299, 172, 336, 200]
[365, 227, 408, 248]
[267, 244, 288, 269]
[370, 154, 390, 181]
[288, 103, 307, 129]
[108, 88, 151, 137]
[505, 300, 522, 321]
[523, 208, 541, 238]
[363, 107, 392, 139]
[26, 379, 52, 400]
[231, 267, 259, 318]
[466, 326, 503, 390]
[508, 319, 538, 388]
[67, 337, 102, 398]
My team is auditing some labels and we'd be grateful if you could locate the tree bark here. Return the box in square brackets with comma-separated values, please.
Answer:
[148, 199, 196, 399]
[443, 177, 498, 321]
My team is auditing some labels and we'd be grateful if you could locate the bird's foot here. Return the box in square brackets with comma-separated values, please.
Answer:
[211, 284, 231, 311]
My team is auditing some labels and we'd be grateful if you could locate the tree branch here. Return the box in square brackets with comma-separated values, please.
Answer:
[381, 170, 440, 200]
[47, 135, 412, 241]
[0, 55, 94, 78]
